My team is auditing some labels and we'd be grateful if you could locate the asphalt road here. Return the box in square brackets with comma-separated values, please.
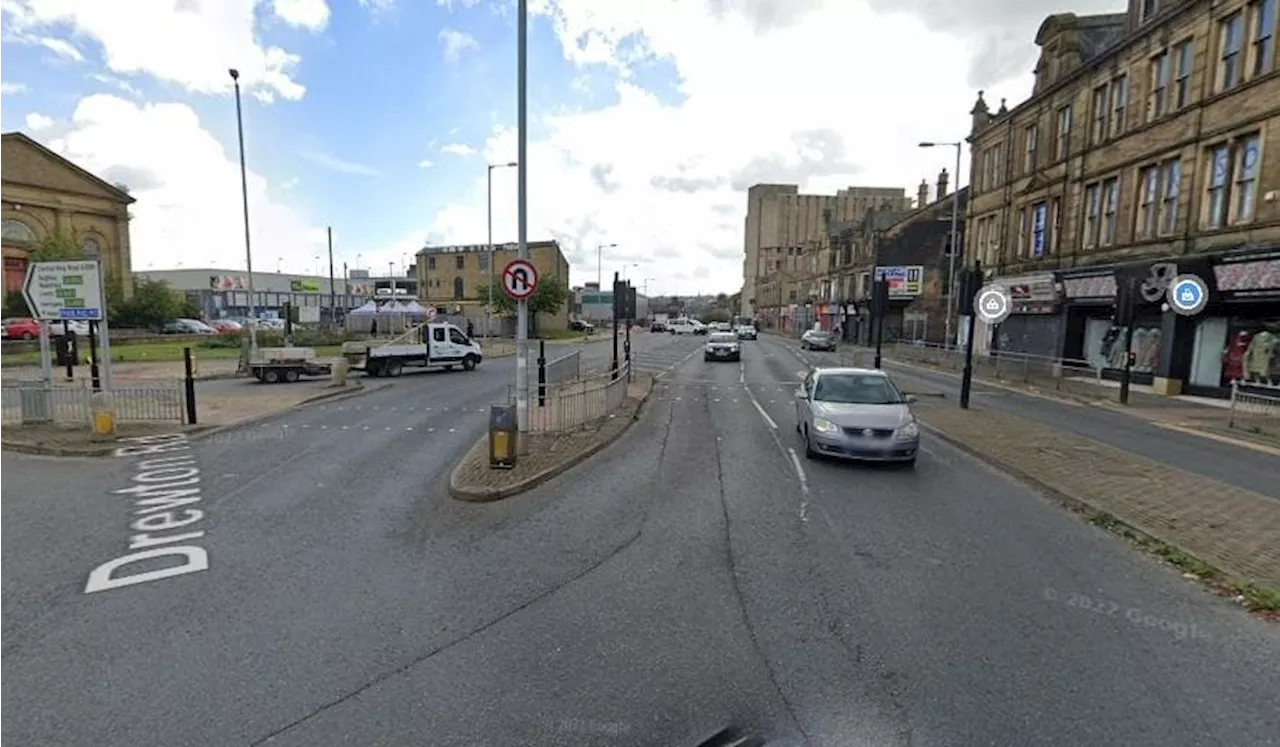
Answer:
[3, 332, 1278, 746]
[784, 340, 1279, 499]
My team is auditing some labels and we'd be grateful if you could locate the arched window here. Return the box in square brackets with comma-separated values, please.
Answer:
[81, 237, 101, 258]
[453, 276, 465, 300]
[2, 219, 36, 244]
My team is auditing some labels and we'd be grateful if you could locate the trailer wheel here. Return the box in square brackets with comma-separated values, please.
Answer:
[263, 368, 281, 384]
[462, 354, 478, 371]
[386, 360, 403, 377]
[368, 361, 383, 377]
[254, 369, 265, 382]
[284, 368, 300, 383]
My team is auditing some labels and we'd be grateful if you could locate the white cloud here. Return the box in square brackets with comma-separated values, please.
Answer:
[420, 0, 1032, 296]
[1, 0, 307, 101]
[41, 94, 324, 273]
[437, 0, 481, 9]
[440, 143, 475, 156]
[359, 0, 396, 12]
[1, 81, 26, 94]
[88, 72, 143, 97]
[298, 149, 381, 176]
[438, 27, 479, 63]
[38, 36, 82, 61]
[24, 112, 54, 130]
[272, 0, 330, 32]
[418, 159, 434, 169]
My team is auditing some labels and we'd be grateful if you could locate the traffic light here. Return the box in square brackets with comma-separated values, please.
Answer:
[957, 263, 983, 316]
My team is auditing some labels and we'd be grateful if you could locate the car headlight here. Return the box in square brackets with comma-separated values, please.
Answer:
[812, 417, 838, 434]
[896, 421, 919, 439]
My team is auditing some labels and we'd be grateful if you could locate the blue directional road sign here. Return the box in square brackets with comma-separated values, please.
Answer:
[1166, 274, 1208, 316]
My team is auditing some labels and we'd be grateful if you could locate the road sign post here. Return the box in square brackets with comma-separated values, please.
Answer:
[23, 259, 111, 389]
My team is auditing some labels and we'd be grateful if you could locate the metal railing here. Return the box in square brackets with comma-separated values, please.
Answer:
[885, 340, 1102, 397]
[1228, 381, 1280, 435]
[1, 379, 186, 425]
[519, 362, 631, 434]
[543, 350, 581, 387]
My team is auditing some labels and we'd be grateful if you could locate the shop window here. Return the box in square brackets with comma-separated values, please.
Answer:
[1084, 317, 1164, 374]
[1207, 317, 1280, 389]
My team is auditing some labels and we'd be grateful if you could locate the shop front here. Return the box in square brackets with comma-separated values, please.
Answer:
[1059, 267, 1172, 385]
[989, 272, 1063, 359]
[1184, 250, 1280, 397]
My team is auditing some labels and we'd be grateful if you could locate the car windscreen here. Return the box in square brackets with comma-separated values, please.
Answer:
[813, 374, 903, 405]
[709, 333, 737, 343]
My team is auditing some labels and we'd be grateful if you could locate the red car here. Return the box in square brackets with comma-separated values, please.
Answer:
[1, 317, 43, 340]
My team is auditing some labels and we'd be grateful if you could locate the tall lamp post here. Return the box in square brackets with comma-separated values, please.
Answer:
[229, 68, 258, 352]
[919, 140, 963, 348]
[597, 242, 617, 289]
[487, 160, 518, 339]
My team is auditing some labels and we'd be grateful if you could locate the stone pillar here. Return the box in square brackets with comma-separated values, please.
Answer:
[1151, 309, 1194, 396]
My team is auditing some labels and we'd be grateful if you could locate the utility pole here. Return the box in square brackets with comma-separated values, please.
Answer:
[230, 68, 258, 353]
[487, 161, 517, 339]
[515, 0, 530, 437]
[920, 140, 963, 348]
[327, 226, 336, 327]
[597, 242, 617, 289]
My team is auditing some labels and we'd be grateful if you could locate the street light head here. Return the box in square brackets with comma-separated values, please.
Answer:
[506, 161, 518, 167]
[229, 68, 240, 80]
[918, 141, 935, 148]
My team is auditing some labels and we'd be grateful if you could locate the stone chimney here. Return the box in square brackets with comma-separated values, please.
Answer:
[917, 180, 929, 208]
[969, 90, 991, 134]
[937, 168, 949, 200]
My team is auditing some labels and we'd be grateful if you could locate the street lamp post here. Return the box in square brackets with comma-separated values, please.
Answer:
[487, 161, 518, 339]
[597, 243, 617, 289]
[919, 140, 963, 348]
[516, 0, 530, 438]
[230, 68, 258, 353]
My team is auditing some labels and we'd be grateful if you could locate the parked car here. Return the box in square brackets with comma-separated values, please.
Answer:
[569, 319, 595, 333]
[794, 367, 919, 467]
[800, 328, 836, 351]
[669, 318, 697, 334]
[650, 320, 667, 332]
[162, 318, 216, 334]
[1, 317, 42, 339]
[704, 331, 741, 362]
[209, 319, 243, 333]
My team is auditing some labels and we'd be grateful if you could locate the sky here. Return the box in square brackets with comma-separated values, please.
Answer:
[0, 0, 1125, 298]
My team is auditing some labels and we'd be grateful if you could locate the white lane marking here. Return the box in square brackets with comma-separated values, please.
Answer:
[739, 359, 746, 384]
[787, 447, 810, 522]
[1150, 420, 1280, 456]
[744, 385, 778, 430]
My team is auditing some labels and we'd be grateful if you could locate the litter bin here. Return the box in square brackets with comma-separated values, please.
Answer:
[19, 380, 52, 424]
[54, 333, 79, 368]
[489, 403, 517, 469]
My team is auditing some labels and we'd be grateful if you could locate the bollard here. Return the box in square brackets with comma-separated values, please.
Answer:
[183, 347, 198, 425]
[537, 340, 546, 407]
[330, 358, 349, 386]
[90, 389, 116, 438]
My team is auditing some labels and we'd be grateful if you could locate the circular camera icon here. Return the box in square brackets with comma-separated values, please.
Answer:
[974, 284, 1012, 325]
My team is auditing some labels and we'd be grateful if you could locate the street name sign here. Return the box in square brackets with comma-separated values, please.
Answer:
[23, 260, 104, 320]
[502, 258, 539, 301]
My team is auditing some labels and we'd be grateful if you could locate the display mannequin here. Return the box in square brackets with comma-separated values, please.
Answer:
[1138, 328, 1162, 372]
[1099, 325, 1121, 369]
[1222, 330, 1251, 384]
[1244, 329, 1276, 386]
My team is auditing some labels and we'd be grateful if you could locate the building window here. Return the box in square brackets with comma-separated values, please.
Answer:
[1141, 0, 1159, 23]
[1, 218, 37, 243]
[1084, 183, 1102, 247]
[477, 254, 489, 270]
[455, 255, 465, 269]
[1174, 40, 1194, 109]
[1138, 165, 1160, 238]
[1024, 124, 1039, 172]
[1249, 0, 1276, 77]
[428, 256, 436, 270]
[1055, 105, 1072, 160]
[81, 237, 101, 258]
[1031, 202, 1048, 258]
[1110, 75, 1128, 136]
[1148, 50, 1170, 120]
[1206, 143, 1231, 228]
[1234, 133, 1261, 223]
[1161, 159, 1181, 235]
[1092, 84, 1109, 143]
[1101, 177, 1119, 246]
[1050, 197, 1063, 253]
[1219, 11, 1244, 92]
[453, 276, 465, 300]
[1018, 207, 1029, 256]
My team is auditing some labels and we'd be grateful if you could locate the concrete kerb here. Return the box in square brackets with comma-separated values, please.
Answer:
[448, 376, 656, 502]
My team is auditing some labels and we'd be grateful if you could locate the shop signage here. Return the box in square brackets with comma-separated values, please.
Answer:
[290, 278, 322, 293]
[873, 265, 923, 296]
[209, 275, 249, 290]
[997, 272, 1059, 314]
[1062, 272, 1116, 300]
[1213, 256, 1280, 299]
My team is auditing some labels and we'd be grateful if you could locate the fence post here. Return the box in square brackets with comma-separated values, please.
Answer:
[1228, 380, 1238, 429]
[625, 321, 632, 383]
[537, 340, 546, 407]
[183, 347, 198, 425]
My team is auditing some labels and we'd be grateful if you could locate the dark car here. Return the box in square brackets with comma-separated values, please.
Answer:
[800, 329, 836, 351]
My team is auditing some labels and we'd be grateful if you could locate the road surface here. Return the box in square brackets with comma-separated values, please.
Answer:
[3, 332, 1277, 746]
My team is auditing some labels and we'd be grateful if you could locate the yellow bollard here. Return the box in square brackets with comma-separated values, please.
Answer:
[90, 391, 116, 438]
[191, 354, 200, 377]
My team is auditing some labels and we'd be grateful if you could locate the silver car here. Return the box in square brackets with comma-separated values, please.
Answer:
[794, 367, 920, 466]
[800, 328, 836, 351]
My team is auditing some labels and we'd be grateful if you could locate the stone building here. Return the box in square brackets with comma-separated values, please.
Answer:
[743, 183, 913, 322]
[1, 132, 135, 297]
[415, 240, 571, 332]
[964, 0, 1280, 397]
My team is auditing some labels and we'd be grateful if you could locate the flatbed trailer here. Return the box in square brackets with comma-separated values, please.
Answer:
[249, 347, 334, 383]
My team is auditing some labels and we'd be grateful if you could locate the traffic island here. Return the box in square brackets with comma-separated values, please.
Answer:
[449, 374, 654, 502]
[913, 398, 1280, 618]
[1, 422, 214, 457]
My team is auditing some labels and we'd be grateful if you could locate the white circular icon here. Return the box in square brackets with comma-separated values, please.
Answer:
[1166, 274, 1207, 316]
[974, 284, 1012, 325]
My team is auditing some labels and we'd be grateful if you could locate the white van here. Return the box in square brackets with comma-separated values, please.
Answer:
[341, 321, 484, 377]
[669, 318, 697, 334]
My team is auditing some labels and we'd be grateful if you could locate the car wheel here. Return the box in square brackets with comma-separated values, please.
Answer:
[901, 457, 917, 469]
[802, 426, 816, 459]
[21, 331, 34, 340]
[462, 354, 478, 371]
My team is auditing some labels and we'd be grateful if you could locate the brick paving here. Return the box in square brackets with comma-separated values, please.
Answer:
[913, 398, 1280, 590]
[451, 374, 653, 499]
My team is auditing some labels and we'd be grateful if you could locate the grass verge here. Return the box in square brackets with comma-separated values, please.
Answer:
[2, 342, 343, 366]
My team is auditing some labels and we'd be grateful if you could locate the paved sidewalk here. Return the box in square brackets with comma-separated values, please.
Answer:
[450, 374, 653, 500]
[913, 398, 1280, 598]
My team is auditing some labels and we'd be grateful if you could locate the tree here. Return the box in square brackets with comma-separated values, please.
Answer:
[114, 277, 186, 330]
[3, 291, 30, 317]
[529, 277, 569, 316]
[475, 282, 514, 315]
[28, 230, 82, 262]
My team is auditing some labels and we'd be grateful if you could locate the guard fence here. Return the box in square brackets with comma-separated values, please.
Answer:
[1228, 382, 1280, 436]
[1, 379, 187, 426]
[884, 341, 1104, 399]
[513, 361, 632, 434]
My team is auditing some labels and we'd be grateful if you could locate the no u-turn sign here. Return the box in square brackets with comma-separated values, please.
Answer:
[502, 259, 539, 301]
